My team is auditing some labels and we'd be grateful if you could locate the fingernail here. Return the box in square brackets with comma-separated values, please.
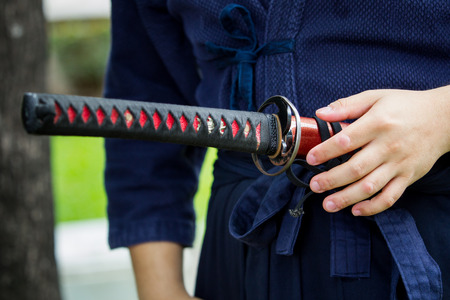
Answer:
[310, 180, 321, 192]
[353, 210, 362, 216]
[307, 153, 317, 165]
[325, 201, 337, 212]
[316, 106, 333, 115]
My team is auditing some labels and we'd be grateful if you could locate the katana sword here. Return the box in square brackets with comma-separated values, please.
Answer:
[21, 93, 347, 176]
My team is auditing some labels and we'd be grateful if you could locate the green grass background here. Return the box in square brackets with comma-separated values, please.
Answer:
[51, 137, 215, 223]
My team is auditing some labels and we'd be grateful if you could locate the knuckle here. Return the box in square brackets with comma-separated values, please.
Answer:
[362, 181, 376, 195]
[360, 206, 376, 216]
[338, 194, 352, 209]
[376, 116, 398, 132]
[380, 195, 396, 209]
[379, 142, 403, 158]
[336, 134, 352, 150]
[349, 162, 365, 178]
[392, 183, 407, 200]
[386, 140, 403, 154]
[319, 175, 335, 190]
[331, 98, 347, 110]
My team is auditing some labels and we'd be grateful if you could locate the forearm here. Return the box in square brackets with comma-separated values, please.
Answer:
[129, 241, 196, 300]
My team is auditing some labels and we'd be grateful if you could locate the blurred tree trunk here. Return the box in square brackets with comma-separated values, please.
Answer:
[0, 0, 61, 299]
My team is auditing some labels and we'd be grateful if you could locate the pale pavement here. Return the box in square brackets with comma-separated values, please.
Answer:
[55, 219, 203, 299]
[43, 0, 110, 21]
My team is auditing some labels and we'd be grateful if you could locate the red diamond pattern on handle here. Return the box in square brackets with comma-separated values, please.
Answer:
[153, 111, 161, 130]
[256, 123, 261, 150]
[193, 115, 201, 133]
[244, 120, 251, 138]
[180, 115, 188, 132]
[231, 120, 239, 138]
[220, 118, 227, 135]
[111, 107, 119, 125]
[166, 112, 174, 130]
[54, 102, 62, 124]
[124, 109, 134, 128]
[139, 110, 148, 128]
[96, 108, 105, 126]
[82, 105, 91, 123]
[68, 105, 77, 124]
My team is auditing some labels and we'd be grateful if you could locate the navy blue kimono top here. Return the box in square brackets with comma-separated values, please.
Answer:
[104, 0, 449, 298]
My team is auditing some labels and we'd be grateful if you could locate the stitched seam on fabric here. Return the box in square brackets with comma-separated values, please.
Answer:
[263, 0, 304, 105]
[404, 213, 442, 297]
[376, 214, 411, 296]
[376, 211, 442, 299]
[108, 219, 195, 248]
[330, 218, 335, 273]
[389, 214, 422, 297]
[389, 213, 424, 297]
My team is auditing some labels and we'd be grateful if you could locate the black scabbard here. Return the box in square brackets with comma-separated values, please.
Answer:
[22, 93, 279, 156]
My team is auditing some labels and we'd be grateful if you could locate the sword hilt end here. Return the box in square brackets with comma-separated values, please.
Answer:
[22, 92, 54, 134]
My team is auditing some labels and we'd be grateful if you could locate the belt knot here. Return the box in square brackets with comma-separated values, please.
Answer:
[205, 4, 294, 111]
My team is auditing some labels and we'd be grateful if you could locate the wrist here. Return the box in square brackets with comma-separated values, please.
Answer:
[430, 85, 450, 154]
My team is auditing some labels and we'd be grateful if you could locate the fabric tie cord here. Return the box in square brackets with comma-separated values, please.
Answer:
[205, 4, 295, 111]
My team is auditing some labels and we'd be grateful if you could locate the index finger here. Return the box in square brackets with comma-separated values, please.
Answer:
[306, 117, 375, 166]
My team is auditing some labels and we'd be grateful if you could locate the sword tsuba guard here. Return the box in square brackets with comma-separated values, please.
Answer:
[252, 96, 301, 176]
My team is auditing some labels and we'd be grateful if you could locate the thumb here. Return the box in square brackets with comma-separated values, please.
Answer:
[316, 90, 385, 122]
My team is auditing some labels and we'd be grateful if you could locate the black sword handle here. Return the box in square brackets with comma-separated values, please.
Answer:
[22, 93, 279, 156]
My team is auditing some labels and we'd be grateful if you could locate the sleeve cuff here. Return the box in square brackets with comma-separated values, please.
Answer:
[108, 218, 196, 249]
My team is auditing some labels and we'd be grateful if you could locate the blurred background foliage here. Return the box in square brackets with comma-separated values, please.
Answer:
[49, 19, 214, 224]
[49, 19, 110, 223]
[49, 19, 110, 95]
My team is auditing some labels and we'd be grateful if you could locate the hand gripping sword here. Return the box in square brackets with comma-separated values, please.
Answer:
[22, 93, 348, 178]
